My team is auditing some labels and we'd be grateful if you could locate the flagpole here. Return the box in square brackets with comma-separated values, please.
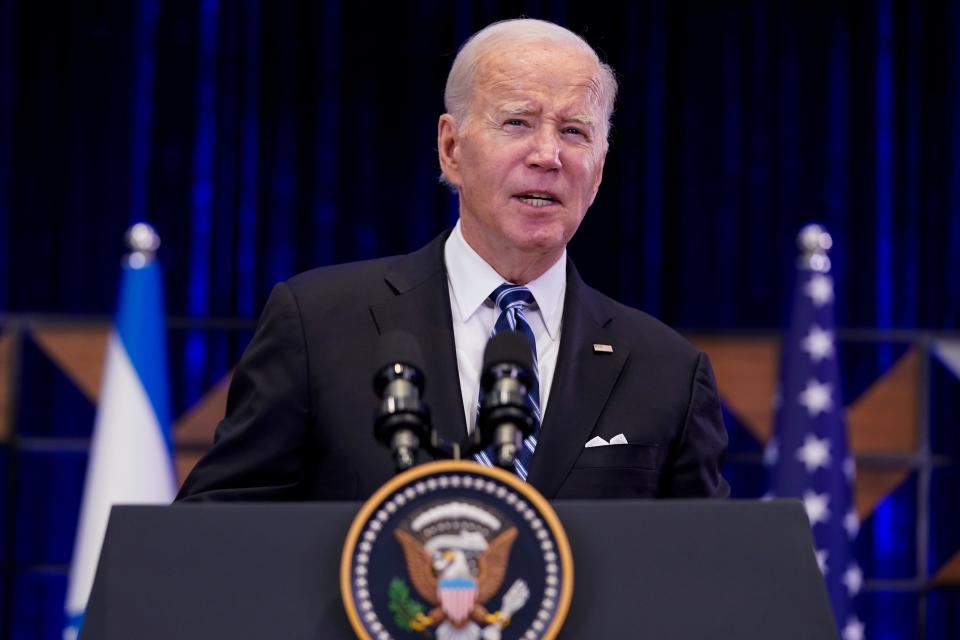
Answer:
[766, 224, 864, 640]
[64, 223, 177, 640]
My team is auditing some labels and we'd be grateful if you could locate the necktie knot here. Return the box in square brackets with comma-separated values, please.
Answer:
[490, 284, 537, 312]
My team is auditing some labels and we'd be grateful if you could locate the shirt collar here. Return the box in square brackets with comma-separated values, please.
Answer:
[444, 220, 566, 340]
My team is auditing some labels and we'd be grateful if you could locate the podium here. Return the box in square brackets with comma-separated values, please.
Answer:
[83, 500, 836, 639]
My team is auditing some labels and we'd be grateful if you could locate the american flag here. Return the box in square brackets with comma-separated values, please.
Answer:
[766, 225, 864, 640]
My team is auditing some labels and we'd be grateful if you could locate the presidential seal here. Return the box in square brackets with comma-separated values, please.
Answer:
[341, 460, 573, 640]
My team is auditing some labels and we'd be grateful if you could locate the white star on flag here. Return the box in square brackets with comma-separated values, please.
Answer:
[763, 438, 779, 465]
[798, 379, 833, 417]
[842, 564, 863, 596]
[796, 433, 832, 472]
[843, 457, 856, 482]
[841, 616, 865, 640]
[804, 274, 834, 307]
[772, 232, 860, 631]
[815, 548, 829, 576]
[844, 509, 860, 538]
[803, 490, 831, 526]
[801, 324, 835, 362]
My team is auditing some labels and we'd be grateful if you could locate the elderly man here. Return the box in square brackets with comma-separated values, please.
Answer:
[178, 19, 729, 502]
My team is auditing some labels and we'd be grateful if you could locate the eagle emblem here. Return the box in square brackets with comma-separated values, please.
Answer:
[391, 501, 530, 640]
[341, 462, 572, 640]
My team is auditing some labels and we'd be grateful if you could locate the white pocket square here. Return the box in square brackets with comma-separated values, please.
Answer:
[585, 433, 628, 448]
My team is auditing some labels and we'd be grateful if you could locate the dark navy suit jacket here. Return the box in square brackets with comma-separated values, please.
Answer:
[177, 231, 730, 501]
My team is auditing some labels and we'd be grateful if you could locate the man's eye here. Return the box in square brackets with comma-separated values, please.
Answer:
[564, 127, 586, 136]
[504, 119, 526, 127]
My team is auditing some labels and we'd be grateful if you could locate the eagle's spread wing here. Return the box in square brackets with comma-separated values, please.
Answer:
[476, 527, 518, 604]
[393, 529, 439, 605]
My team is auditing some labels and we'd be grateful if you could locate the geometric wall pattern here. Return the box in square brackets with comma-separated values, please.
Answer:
[22, 323, 233, 485]
[692, 336, 960, 588]
[17, 331, 960, 567]
[3, 321, 959, 638]
[27, 329, 960, 586]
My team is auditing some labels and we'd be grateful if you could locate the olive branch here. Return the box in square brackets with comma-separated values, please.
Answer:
[387, 577, 425, 630]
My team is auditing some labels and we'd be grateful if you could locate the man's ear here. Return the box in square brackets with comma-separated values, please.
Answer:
[437, 114, 462, 187]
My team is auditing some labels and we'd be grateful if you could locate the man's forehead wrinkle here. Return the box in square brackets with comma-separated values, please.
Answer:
[585, 76, 604, 105]
[476, 42, 600, 82]
[489, 94, 596, 124]
[484, 77, 603, 107]
[500, 102, 538, 115]
[496, 100, 595, 124]
[481, 72, 604, 108]
[466, 43, 607, 136]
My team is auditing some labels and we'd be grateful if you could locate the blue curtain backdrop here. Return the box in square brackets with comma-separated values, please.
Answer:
[3, 0, 959, 330]
[1, 0, 959, 638]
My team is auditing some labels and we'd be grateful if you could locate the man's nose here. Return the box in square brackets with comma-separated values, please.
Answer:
[526, 128, 562, 170]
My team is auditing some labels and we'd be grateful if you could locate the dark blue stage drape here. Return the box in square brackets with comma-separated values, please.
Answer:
[4, 1, 960, 331]
[1, 1, 959, 638]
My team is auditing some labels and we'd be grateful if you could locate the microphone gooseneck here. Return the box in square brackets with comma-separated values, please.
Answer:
[373, 331, 431, 472]
[477, 331, 537, 469]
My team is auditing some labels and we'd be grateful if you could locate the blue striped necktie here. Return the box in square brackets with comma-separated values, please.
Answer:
[475, 284, 541, 479]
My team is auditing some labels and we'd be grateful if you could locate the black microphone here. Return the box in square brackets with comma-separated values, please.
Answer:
[373, 331, 431, 472]
[477, 331, 537, 469]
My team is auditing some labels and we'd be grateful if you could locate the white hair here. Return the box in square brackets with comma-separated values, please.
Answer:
[443, 18, 618, 143]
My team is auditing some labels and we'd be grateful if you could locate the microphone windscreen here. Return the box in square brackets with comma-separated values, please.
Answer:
[375, 331, 425, 373]
[482, 331, 533, 372]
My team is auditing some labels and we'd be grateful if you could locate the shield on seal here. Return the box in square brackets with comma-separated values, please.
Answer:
[438, 576, 478, 625]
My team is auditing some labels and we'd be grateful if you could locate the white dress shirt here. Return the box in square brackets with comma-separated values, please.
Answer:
[444, 221, 566, 434]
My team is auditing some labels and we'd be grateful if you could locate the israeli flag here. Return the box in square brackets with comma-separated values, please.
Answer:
[64, 224, 177, 639]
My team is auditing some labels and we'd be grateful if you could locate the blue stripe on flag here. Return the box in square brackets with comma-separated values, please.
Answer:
[440, 578, 476, 589]
[114, 260, 173, 450]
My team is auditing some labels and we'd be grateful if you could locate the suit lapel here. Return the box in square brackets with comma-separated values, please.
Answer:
[369, 232, 468, 446]
[526, 263, 629, 498]
[367, 236, 627, 492]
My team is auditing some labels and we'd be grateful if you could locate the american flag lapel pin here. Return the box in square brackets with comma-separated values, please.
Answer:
[592, 343, 613, 353]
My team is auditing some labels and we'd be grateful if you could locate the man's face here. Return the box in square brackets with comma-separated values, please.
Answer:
[439, 42, 608, 278]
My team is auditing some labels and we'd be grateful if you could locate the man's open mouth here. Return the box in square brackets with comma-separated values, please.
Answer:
[515, 192, 560, 207]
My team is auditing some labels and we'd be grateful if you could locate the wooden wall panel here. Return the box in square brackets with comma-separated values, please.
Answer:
[688, 336, 779, 443]
[175, 450, 205, 488]
[854, 468, 911, 520]
[847, 350, 918, 454]
[31, 325, 110, 403]
[933, 552, 960, 585]
[173, 373, 231, 446]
